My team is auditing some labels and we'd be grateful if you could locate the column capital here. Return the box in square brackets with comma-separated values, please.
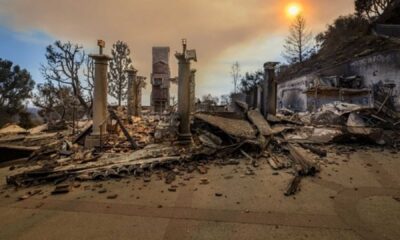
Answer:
[125, 66, 138, 75]
[89, 54, 112, 62]
[263, 62, 279, 70]
[175, 52, 187, 62]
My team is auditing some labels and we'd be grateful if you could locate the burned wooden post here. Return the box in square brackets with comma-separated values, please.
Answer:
[285, 175, 302, 196]
[126, 65, 138, 118]
[262, 62, 279, 116]
[287, 143, 319, 176]
[109, 109, 138, 149]
[175, 39, 197, 144]
[85, 40, 112, 148]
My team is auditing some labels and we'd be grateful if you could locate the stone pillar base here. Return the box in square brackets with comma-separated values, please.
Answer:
[177, 133, 193, 145]
[85, 134, 106, 149]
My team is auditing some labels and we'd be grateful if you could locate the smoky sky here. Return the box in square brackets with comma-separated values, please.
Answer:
[0, 0, 354, 104]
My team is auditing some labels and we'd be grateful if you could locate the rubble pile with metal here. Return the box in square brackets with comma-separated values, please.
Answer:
[1, 101, 399, 197]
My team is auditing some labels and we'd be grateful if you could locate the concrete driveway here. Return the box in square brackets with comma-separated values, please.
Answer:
[0, 146, 399, 240]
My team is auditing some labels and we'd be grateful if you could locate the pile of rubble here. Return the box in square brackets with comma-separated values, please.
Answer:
[278, 101, 400, 147]
[1, 102, 399, 197]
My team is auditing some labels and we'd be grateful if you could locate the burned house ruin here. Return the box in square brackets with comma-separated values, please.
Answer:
[277, 50, 400, 115]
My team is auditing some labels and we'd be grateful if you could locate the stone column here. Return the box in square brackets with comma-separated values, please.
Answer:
[126, 66, 138, 118]
[256, 85, 262, 110]
[263, 62, 279, 116]
[189, 69, 196, 113]
[175, 39, 197, 144]
[136, 76, 146, 116]
[86, 40, 112, 148]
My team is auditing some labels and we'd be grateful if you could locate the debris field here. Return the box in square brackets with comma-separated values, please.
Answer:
[1, 101, 399, 198]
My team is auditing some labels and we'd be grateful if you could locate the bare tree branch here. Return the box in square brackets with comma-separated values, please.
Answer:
[282, 15, 314, 64]
[41, 41, 91, 115]
[231, 61, 241, 93]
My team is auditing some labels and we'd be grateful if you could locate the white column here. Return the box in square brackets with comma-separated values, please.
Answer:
[91, 54, 112, 135]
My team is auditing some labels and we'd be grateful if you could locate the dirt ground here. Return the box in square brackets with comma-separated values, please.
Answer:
[0, 145, 399, 240]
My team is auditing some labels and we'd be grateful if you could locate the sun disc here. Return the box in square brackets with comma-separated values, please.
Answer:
[287, 4, 301, 17]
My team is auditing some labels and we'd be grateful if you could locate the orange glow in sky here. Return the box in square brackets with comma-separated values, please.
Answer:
[286, 3, 302, 17]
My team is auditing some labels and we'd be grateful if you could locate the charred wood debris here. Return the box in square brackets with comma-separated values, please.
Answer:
[0, 102, 399, 197]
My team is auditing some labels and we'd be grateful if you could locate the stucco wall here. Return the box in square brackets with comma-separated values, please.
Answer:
[277, 74, 316, 112]
[349, 51, 400, 111]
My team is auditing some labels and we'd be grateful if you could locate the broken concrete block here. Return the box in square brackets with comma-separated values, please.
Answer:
[247, 110, 272, 136]
[347, 113, 366, 127]
[194, 113, 257, 139]
[51, 184, 70, 195]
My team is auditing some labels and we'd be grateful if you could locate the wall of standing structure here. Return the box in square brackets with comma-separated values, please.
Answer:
[276, 50, 400, 112]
